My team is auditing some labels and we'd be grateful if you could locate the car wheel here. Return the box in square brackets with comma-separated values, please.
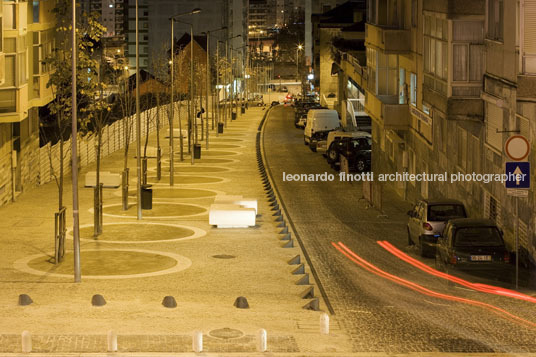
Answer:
[327, 146, 339, 163]
[356, 158, 366, 172]
[310, 143, 317, 152]
[407, 227, 414, 246]
[304, 137, 308, 145]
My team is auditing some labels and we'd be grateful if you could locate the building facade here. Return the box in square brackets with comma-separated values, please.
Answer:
[0, 0, 55, 205]
[338, 0, 536, 264]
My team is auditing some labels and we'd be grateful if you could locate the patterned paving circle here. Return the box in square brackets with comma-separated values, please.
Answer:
[152, 166, 230, 174]
[15, 249, 192, 279]
[113, 187, 222, 199]
[99, 202, 207, 219]
[207, 144, 243, 149]
[76, 222, 206, 243]
[199, 150, 239, 157]
[142, 175, 226, 185]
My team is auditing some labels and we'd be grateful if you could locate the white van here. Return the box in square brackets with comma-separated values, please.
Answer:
[304, 109, 340, 152]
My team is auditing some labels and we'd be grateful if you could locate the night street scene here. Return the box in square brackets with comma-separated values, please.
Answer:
[1, 0, 536, 355]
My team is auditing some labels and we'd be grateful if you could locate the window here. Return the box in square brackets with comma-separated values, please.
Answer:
[423, 103, 431, 115]
[483, 191, 501, 227]
[424, 16, 448, 95]
[368, 0, 403, 27]
[33, 1, 40, 23]
[367, 48, 398, 96]
[411, 0, 417, 27]
[452, 21, 484, 83]
[410, 73, 417, 106]
[487, 0, 503, 41]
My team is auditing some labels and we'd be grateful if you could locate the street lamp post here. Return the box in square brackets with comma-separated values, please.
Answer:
[296, 44, 303, 82]
[71, 0, 81, 282]
[135, 0, 141, 220]
[169, 9, 201, 177]
[202, 27, 226, 149]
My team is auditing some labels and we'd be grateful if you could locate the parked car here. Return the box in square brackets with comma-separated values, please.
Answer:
[326, 136, 371, 172]
[407, 199, 467, 257]
[304, 109, 341, 152]
[325, 130, 371, 158]
[295, 102, 323, 127]
[435, 218, 510, 273]
[271, 100, 279, 106]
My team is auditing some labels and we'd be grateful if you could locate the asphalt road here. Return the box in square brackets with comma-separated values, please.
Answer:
[263, 105, 536, 354]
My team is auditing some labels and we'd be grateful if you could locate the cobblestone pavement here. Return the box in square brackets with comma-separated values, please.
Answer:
[0, 105, 352, 355]
[263, 105, 536, 354]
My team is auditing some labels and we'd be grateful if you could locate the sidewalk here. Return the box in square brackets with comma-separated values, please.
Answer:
[0, 106, 352, 355]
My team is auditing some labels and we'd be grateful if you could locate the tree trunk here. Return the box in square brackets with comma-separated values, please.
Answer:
[59, 137, 64, 210]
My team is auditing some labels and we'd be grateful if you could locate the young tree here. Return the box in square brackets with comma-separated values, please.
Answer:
[44, 0, 103, 218]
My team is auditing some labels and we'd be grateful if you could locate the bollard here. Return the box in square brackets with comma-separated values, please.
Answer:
[193, 330, 203, 353]
[257, 328, 267, 352]
[320, 313, 330, 335]
[21, 331, 32, 353]
[107, 330, 118, 352]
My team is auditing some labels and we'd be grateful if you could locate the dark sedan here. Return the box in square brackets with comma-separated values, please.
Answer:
[436, 218, 511, 274]
[327, 136, 371, 172]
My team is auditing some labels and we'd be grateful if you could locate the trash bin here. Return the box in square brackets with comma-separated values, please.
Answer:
[141, 184, 152, 210]
[218, 123, 224, 133]
[232, 112, 237, 120]
[241, 105, 245, 114]
[194, 143, 202, 159]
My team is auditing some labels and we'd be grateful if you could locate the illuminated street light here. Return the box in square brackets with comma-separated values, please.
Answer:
[169, 8, 202, 177]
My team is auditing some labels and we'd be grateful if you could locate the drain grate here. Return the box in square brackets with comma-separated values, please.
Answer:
[209, 328, 243, 340]
[212, 254, 236, 259]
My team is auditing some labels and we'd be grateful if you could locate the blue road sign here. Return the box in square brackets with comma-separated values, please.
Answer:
[505, 162, 530, 189]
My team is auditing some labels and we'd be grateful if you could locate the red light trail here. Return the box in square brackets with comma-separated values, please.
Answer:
[377, 240, 536, 304]
[332, 241, 536, 329]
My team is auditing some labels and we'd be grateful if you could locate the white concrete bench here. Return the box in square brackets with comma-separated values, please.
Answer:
[214, 195, 258, 214]
[209, 204, 256, 228]
[85, 171, 121, 188]
[166, 128, 187, 139]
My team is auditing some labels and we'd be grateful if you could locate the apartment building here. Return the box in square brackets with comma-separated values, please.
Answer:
[341, 0, 536, 264]
[0, 0, 55, 205]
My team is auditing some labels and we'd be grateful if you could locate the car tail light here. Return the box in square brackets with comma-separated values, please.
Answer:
[449, 253, 457, 265]
[504, 252, 510, 264]
[423, 222, 433, 231]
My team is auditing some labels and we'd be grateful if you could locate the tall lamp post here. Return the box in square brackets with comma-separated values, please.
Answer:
[169, 8, 201, 182]
[71, 0, 81, 282]
[296, 44, 303, 82]
[201, 27, 227, 150]
[227, 35, 241, 125]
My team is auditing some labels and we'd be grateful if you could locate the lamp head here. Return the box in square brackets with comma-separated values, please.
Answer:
[191, 8, 202, 14]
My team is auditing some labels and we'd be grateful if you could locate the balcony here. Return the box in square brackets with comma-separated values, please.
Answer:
[340, 53, 368, 91]
[365, 23, 410, 53]
[423, 0, 484, 17]
[365, 91, 409, 129]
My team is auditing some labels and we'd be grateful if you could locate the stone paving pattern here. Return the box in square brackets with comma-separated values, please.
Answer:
[263, 106, 536, 354]
[0, 105, 351, 354]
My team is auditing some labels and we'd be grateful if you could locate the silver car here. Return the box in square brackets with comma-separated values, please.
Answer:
[407, 199, 467, 257]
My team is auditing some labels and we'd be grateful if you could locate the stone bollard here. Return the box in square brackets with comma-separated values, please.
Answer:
[193, 330, 203, 353]
[257, 328, 267, 352]
[107, 330, 118, 352]
[21, 331, 32, 353]
[320, 313, 330, 335]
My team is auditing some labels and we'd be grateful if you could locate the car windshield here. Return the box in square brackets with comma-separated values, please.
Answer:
[427, 204, 466, 221]
[349, 138, 371, 150]
[454, 227, 504, 247]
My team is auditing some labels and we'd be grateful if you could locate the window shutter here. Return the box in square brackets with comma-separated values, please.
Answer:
[524, 1, 536, 72]
[524, 1, 536, 54]
[483, 191, 490, 218]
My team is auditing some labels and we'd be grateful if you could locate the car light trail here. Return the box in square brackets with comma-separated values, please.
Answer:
[377, 240, 536, 304]
[332, 241, 536, 329]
